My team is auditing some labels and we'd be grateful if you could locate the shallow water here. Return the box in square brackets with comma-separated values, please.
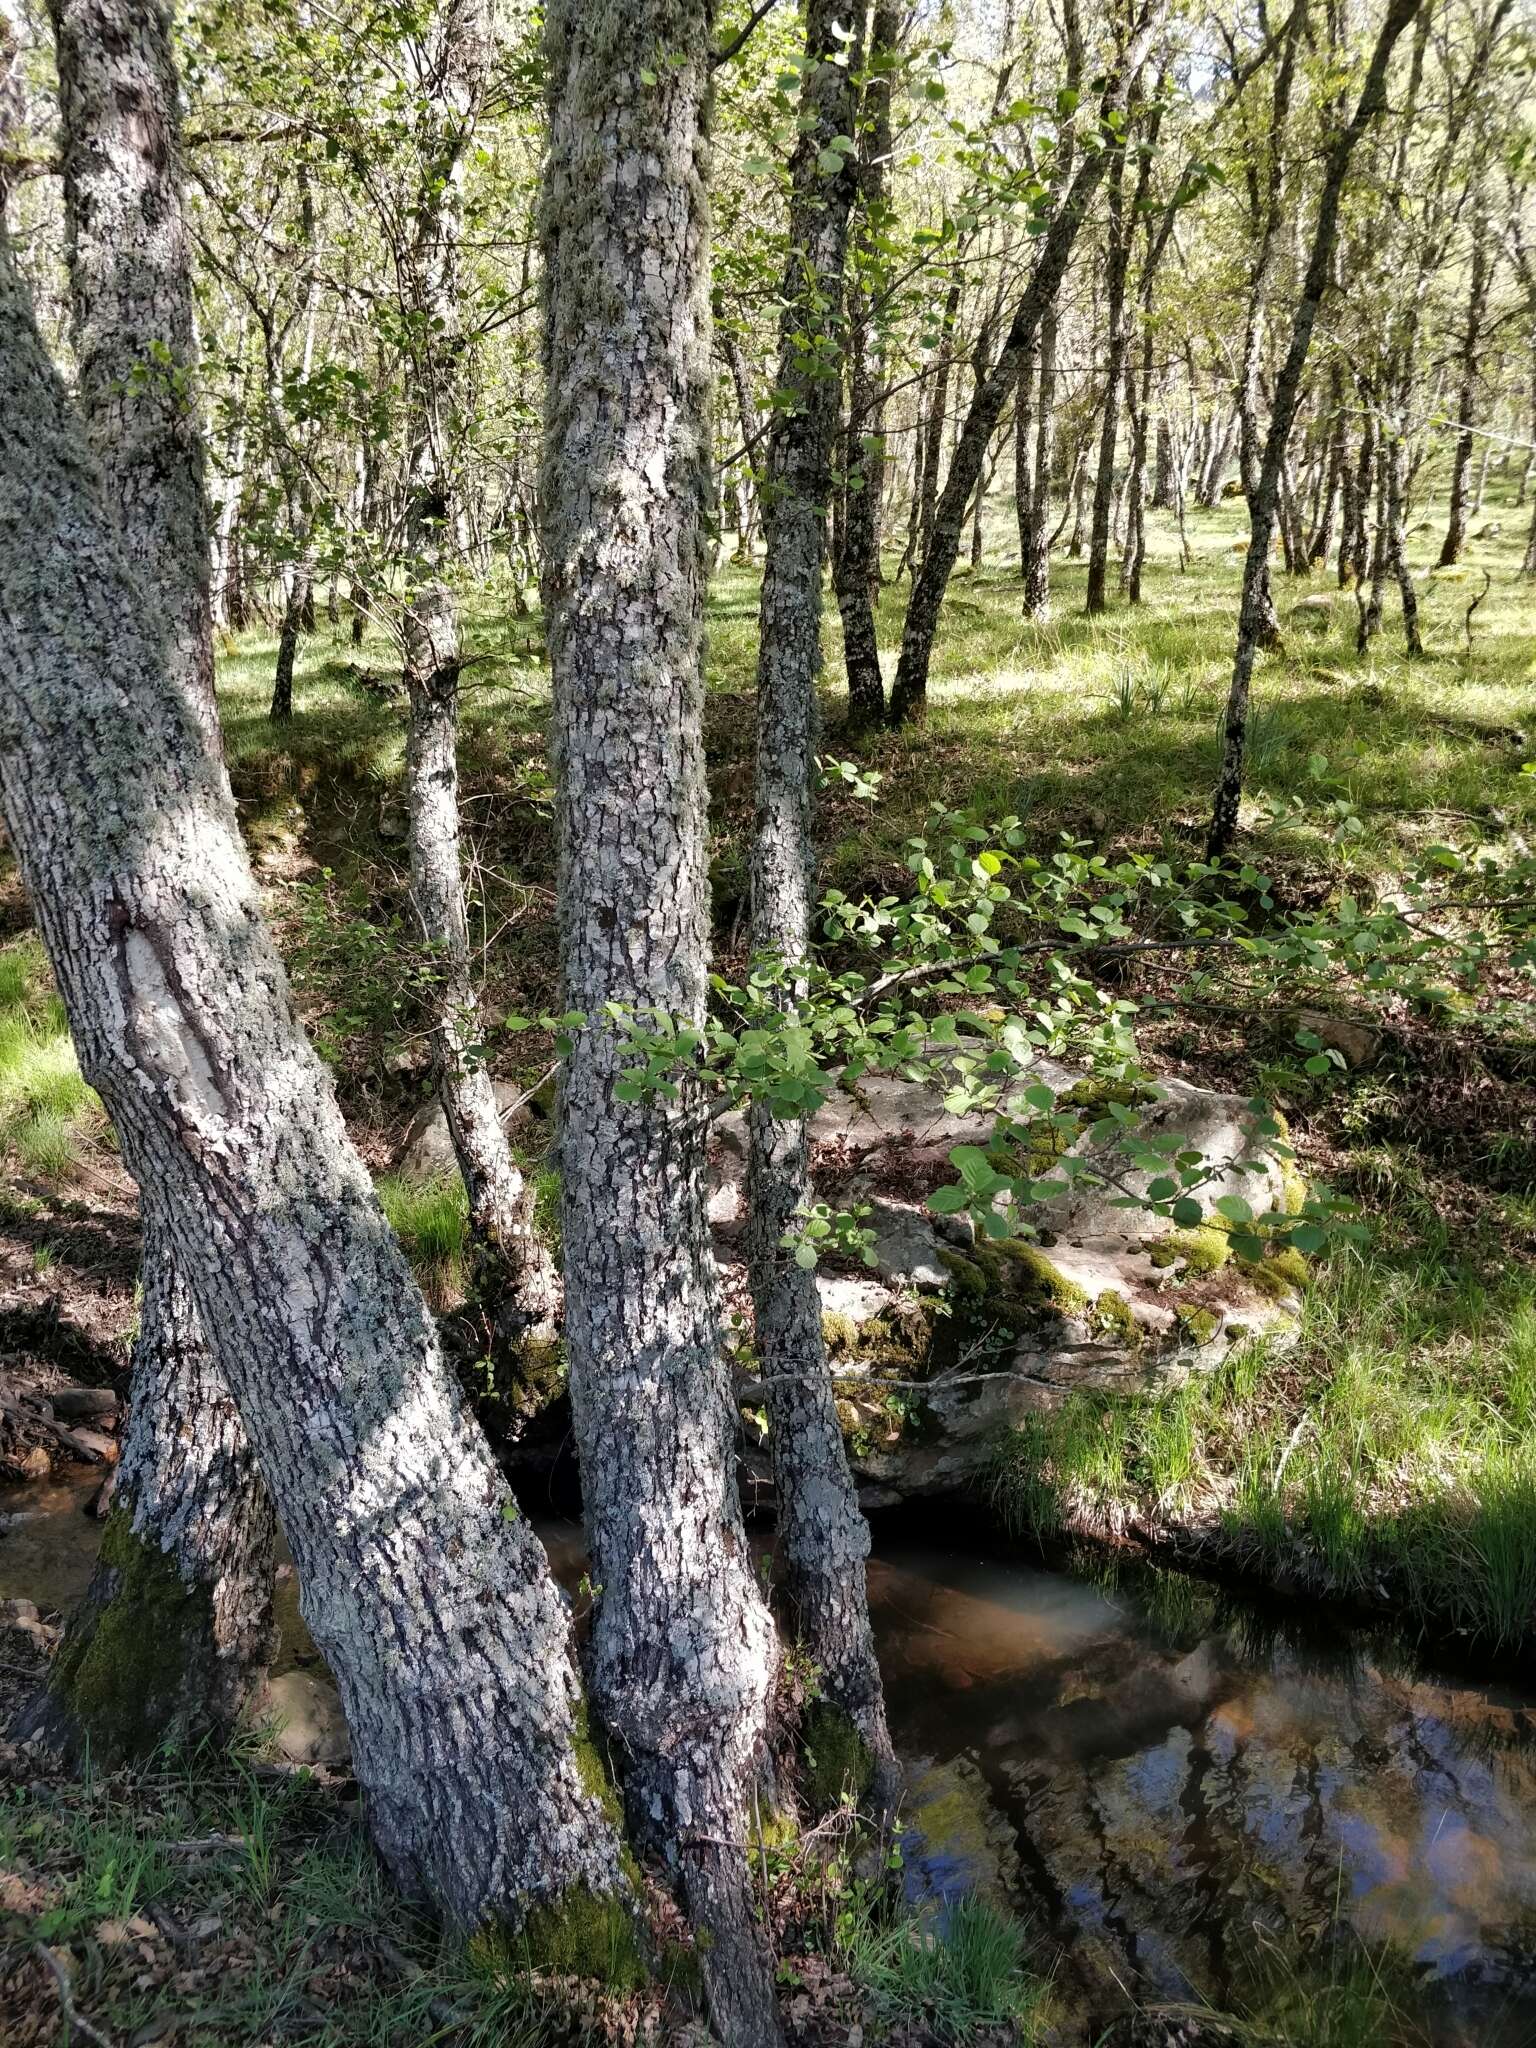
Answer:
[5, 1486, 1536, 2039]
[868, 1541, 1536, 2043]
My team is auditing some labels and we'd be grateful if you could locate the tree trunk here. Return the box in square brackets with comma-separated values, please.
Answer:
[1152, 412, 1175, 508]
[400, 0, 558, 1348]
[0, 227, 630, 1936]
[1207, 0, 1424, 860]
[34, 0, 277, 1761]
[1438, 209, 1492, 566]
[541, 8, 783, 2041]
[1086, 136, 1133, 615]
[1197, 406, 1239, 507]
[747, 0, 896, 1817]
[886, 1, 1163, 725]
[269, 556, 308, 719]
[834, 0, 899, 730]
[722, 330, 761, 557]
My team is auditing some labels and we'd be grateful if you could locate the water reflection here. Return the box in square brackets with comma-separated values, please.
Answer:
[870, 1544, 1536, 2040]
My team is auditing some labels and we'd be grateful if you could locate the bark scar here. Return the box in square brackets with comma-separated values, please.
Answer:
[108, 898, 234, 1123]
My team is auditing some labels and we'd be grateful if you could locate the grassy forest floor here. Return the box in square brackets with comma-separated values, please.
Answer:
[1, 488, 1535, 2043]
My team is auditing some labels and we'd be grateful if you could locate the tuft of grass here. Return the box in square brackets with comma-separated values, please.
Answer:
[375, 1172, 469, 1307]
[1159, 1927, 1433, 2047]
[0, 936, 102, 1182]
[840, 1894, 1047, 2044]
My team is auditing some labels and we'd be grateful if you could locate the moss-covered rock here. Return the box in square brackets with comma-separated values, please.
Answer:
[821, 1301, 938, 1372]
[1092, 1289, 1143, 1348]
[982, 1240, 1090, 1315]
[1241, 1247, 1310, 1298]
[1173, 1303, 1221, 1346]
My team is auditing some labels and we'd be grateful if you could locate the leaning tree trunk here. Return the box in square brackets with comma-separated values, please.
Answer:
[1207, 0, 1424, 860]
[886, 0, 1163, 725]
[541, 8, 783, 2043]
[1022, 0, 1082, 618]
[1438, 209, 1492, 566]
[0, 229, 631, 1939]
[747, 0, 897, 1816]
[400, 0, 557, 1348]
[32, 0, 278, 1762]
[833, 0, 899, 731]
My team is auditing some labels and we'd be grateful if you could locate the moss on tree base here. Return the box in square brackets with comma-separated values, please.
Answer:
[471, 1883, 648, 1991]
[799, 1699, 876, 1817]
[41, 1503, 220, 1766]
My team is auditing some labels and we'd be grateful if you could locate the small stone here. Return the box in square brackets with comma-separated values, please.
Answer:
[1292, 1006, 1380, 1068]
[0, 1599, 40, 1626]
[10, 1445, 50, 1482]
[56, 1426, 118, 1466]
[49, 1386, 120, 1421]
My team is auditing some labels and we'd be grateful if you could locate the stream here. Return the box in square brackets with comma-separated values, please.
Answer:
[4, 1482, 1535, 2042]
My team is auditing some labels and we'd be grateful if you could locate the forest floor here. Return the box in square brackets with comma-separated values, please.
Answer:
[1, 488, 1534, 2043]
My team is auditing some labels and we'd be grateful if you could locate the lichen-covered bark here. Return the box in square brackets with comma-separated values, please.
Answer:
[747, 0, 896, 1815]
[33, 0, 278, 1759]
[1085, 134, 1133, 617]
[540, 7, 782, 2042]
[1207, 0, 1424, 860]
[0, 231, 627, 1932]
[400, 0, 557, 1343]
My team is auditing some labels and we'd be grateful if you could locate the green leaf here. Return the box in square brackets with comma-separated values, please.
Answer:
[1213, 1195, 1253, 1225]
[1171, 1197, 1203, 1228]
[928, 1184, 971, 1214]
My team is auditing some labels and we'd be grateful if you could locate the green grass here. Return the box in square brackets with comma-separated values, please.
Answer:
[990, 1222, 1536, 1653]
[838, 1893, 1048, 2043]
[1154, 1927, 1433, 2047]
[374, 1172, 469, 1306]
[0, 934, 103, 1182]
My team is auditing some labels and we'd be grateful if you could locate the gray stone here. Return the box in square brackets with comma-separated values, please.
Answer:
[48, 1386, 120, 1421]
[393, 1080, 535, 1181]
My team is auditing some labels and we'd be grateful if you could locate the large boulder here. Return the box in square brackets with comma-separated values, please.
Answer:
[718, 1064, 1304, 1503]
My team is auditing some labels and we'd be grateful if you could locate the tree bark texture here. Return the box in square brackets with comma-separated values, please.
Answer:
[0, 231, 628, 1935]
[1207, 0, 1424, 860]
[540, 9, 783, 2042]
[35, 0, 279, 1760]
[1021, 0, 1082, 617]
[748, 0, 896, 1814]
[886, 0, 1166, 725]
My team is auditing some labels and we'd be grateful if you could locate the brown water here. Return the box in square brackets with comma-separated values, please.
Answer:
[5, 1487, 1536, 2039]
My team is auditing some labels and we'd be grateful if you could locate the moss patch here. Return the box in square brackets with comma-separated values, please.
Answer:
[983, 1241, 1089, 1315]
[800, 1701, 875, 1818]
[1173, 1303, 1222, 1346]
[1147, 1225, 1232, 1276]
[1092, 1289, 1143, 1347]
[47, 1504, 214, 1765]
[820, 1301, 939, 1372]
[1242, 1247, 1310, 1299]
[474, 1884, 647, 1992]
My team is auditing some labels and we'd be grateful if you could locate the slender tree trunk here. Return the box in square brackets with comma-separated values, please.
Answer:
[1014, 338, 1037, 577]
[1086, 137, 1133, 615]
[1197, 405, 1239, 507]
[834, 0, 899, 730]
[541, 9, 783, 2041]
[32, 0, 278, 1762]
[747, 0, 896, 1818]
[916, 276, 962, 569]
[0, 227, 630, 1934]
[1438, 210, 1492, 566]
[269, 557, 308, 720]
[400, 0, 558, 1346]
[1152, 412, 1175, 508]
[886, 1, 1164, 725]
[1022, 0, 1082, 618]
[722, 330, 761, 556]
[1207, 0, 1424, 860]
[1307, 362, 1345, 565]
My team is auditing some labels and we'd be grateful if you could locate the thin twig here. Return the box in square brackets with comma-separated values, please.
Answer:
[33, 1944, 118, 2048]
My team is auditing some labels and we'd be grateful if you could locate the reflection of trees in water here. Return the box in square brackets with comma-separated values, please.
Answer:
[877, 1566, 1536, 2017]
